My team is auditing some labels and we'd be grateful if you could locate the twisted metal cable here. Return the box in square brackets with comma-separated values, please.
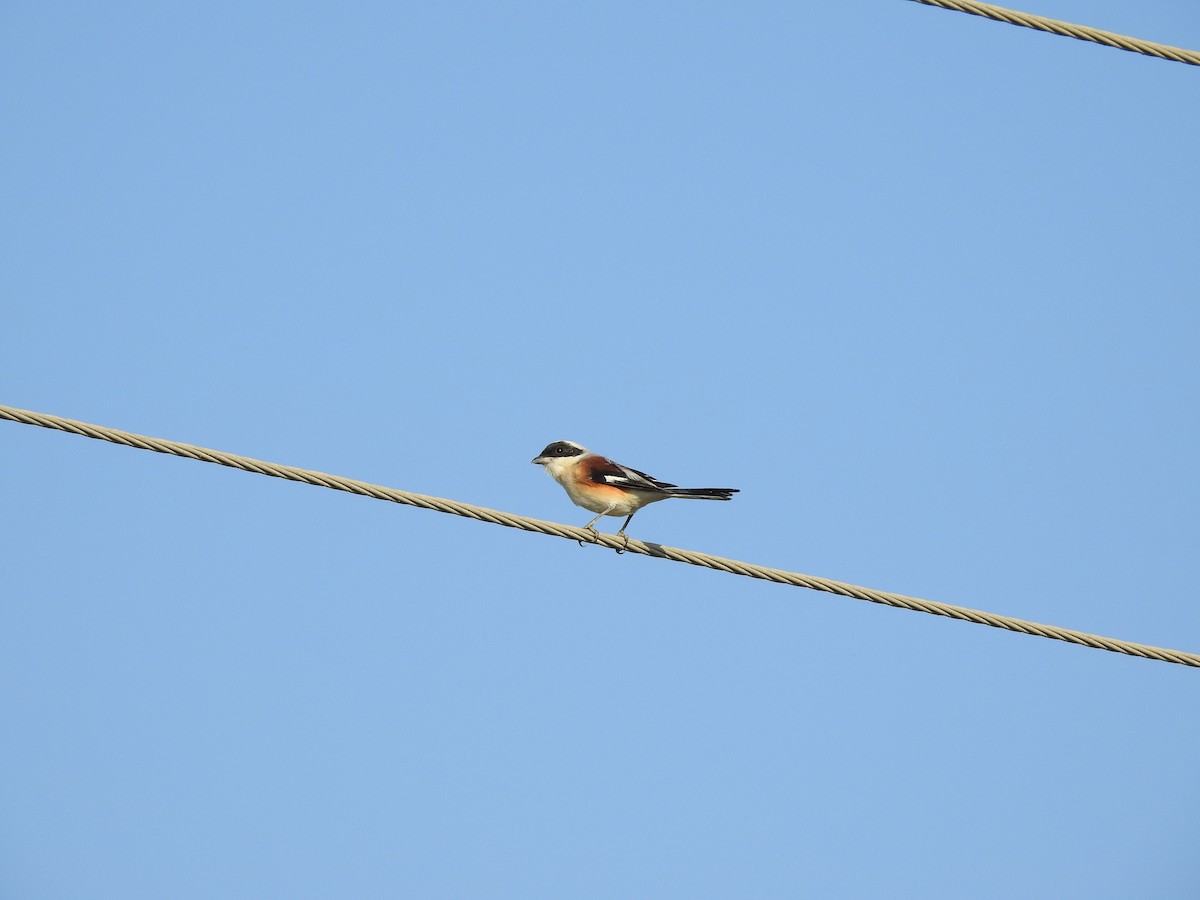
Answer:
[908, 0, 1200, 67]
[3, 403, 1197, 668]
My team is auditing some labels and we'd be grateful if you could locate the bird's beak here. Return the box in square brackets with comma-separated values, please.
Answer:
[532, 456, 547, 465]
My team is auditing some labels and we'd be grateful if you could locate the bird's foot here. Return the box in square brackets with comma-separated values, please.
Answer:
[578, 524, 601, 548]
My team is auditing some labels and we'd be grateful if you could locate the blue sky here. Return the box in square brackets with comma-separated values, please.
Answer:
[3, 2, 1198, 897]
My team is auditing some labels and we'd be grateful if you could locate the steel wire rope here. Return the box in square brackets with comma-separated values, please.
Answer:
[907, 0, 1200, 66]
[3, 404, 1197, 668]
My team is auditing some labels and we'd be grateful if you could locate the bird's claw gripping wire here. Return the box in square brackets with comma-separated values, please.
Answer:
[575, 524, 627, 554]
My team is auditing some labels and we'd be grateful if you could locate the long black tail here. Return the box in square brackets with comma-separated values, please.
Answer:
[663, 487, 738, 501]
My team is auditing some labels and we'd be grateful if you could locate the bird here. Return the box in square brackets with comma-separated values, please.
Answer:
[531, 440, 738, 544]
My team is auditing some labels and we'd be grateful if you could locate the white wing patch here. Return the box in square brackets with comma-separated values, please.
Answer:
[602, 464, 672, 492]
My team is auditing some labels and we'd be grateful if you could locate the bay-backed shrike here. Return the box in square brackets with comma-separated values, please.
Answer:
[532, 440, 738, 541]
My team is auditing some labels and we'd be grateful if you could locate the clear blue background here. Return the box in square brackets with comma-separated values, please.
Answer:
[3, 2, 1198, 897]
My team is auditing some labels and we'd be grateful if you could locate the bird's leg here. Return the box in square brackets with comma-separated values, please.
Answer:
[613, 513, 635, 554]
[578, 507, 614, 547]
